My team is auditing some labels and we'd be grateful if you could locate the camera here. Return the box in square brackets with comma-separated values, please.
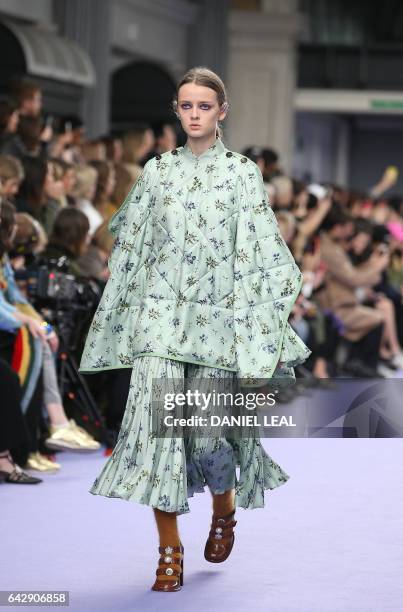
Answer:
[14, 256, 100, 311]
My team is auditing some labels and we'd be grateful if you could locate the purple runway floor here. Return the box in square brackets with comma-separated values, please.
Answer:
[1, 438, 403, 612]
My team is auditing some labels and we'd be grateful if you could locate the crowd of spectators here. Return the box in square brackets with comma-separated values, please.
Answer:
[242, 145, 403, 398]
[0, 80, 173, 485]
[1, 78, 402, 485]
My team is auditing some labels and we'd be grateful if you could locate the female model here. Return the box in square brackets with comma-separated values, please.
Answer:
[79, 67, 311, 592]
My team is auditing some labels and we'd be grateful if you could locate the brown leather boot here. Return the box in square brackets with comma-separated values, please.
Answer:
[204, 509, 237, 563]
[151, 543, 184, 592]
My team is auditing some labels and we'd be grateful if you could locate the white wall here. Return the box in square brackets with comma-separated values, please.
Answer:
[227, 6, 300, 170]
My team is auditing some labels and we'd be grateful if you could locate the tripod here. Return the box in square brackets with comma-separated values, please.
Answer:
[41, 300, 115, 447]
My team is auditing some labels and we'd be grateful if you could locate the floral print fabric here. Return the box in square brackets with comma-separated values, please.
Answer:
[89, 355, 290, 514]
[78, 137, 311, 382]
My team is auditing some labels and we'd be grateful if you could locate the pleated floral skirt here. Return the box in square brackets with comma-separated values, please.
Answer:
[89, 355, 289, 514]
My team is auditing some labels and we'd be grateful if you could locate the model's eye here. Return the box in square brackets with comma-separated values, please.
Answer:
[180, 103, 191, 109]
[200, 104, 211, 110]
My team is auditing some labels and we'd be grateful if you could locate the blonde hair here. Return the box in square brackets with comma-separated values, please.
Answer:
[15, 212, 48, 254]
[73, 165, 98, 200]
[122, 126, 150, 164]
[271, 175, 293, 197]
[112, 163, 141, 207]
[172, 66, 228, 139]
[93, 219, 115, 254]
[48, 159, 64, 181]
[0, 155, 24, 182]
[81, 140, 106, 163]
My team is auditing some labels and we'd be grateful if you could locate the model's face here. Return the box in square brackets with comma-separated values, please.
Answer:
[177, 83, 226, 140]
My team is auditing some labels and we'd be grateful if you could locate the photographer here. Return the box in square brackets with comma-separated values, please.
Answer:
[0, 201, 100, 471]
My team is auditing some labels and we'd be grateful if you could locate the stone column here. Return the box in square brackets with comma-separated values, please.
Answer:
[53, 0, 111, 138]
[187, 0, 230, 80]
[227, 0, 300, 172]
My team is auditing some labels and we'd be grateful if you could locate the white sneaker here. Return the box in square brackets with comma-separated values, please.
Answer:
[377, 364, 396, 379]
[390, 353, 403, 370]
[68, 420, 101, 449]
[45, 420, 101, 452]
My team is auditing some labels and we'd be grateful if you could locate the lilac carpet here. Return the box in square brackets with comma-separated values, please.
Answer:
[1, 435, 402, 612]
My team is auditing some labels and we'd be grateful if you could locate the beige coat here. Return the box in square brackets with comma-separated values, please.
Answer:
[316, 232, 384, 341]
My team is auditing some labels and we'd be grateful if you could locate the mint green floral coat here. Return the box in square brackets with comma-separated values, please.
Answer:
[78, 138, 311, 382]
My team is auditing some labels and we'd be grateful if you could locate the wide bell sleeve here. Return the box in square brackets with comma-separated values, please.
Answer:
[233, 163, 311, 383]
[107, 158, 154, 272]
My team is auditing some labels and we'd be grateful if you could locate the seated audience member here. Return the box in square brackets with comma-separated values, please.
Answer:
[11, 80, 42, 119]
[57, 160, 77, 207]
[271, 175, 294, 211]
[15, 156, 61, 235]
[384, 195, 403, 243]
[348, 218, 403, 372]
[0, 201, 100, 470]
[82, 139, 106, 163]
[262, 147, 281, 182]
[291, 187, 332, 264]
[89, 160, 117, 222]
[40, 207, 92, 278]
[0, 154, 24, 200]
[316, 205, 389, 377]
[101, 135, 123, 164]
[76, 220, 111, 283]
[242, 145, 265, 174]
[112, 124, 154, 205]
[144, 122, 177, 162]
[0, 358, 42, 484]
[73, 165, 103, 236]
[0, 100, 20, 155]
[58, 115, 86, 165]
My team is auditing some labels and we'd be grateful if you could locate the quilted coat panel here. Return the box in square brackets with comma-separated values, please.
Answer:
[78, 138, 311, 381]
